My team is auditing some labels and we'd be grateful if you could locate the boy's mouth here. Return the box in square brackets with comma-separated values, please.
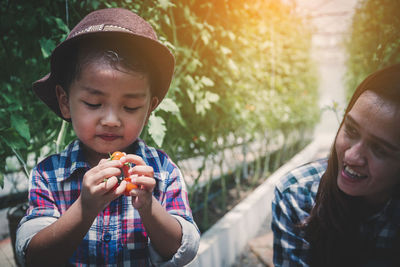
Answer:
[98, 134, 120, 141]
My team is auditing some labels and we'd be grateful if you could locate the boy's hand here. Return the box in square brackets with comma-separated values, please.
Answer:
[80, 158, 127, 213]
[122, 154, 156, 211]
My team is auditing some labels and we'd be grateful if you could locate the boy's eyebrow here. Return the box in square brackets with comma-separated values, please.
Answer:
[81, 86, 147, 98]
[345, 114, 400, 152]
[124, 92, 147, 98]
[81, 86, 105, 96]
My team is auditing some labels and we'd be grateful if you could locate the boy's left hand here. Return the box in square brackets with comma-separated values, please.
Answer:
[121, 154, 156, 210]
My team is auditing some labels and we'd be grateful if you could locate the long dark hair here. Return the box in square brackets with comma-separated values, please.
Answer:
[303, 63, 400, 266]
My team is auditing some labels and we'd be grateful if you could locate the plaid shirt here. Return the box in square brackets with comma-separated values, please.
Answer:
[17, 139, 198, 266]
[271, 159, 400, 267]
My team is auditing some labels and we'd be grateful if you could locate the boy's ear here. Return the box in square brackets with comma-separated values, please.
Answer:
[150, 96, 159, 112]
[55, 85, 71, 119]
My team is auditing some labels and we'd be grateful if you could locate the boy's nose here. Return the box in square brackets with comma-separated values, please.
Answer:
[101, 109, 121, 127]
[344, 141, 366, 166]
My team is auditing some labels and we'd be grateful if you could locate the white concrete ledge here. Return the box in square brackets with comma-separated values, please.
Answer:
[187, 134, 333, 267]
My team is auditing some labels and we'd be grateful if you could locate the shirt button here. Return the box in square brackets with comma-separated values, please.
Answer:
[104, 232, 111, 243]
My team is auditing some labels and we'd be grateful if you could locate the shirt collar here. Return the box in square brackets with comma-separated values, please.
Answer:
[56, 140, 90, 182]
[391, 197, 400, 226]
[366, 197, 400, 225]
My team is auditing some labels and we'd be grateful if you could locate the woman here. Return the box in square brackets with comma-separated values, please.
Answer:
[271, 63, 400, 267]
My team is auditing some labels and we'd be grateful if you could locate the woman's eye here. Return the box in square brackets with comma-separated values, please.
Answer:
[344, 123, 358, 138]
[371, 143, 388, 158]
[83, 101, 101, 108]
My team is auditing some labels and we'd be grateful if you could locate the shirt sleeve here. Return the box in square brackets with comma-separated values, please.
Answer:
[15, 165, 61, 266]
[15, 216, 57, 266]
[22, 165, 61, 220]
[150, 157, 200, 265]
[148, 215, 200, 266]
[271, 185, 310, 267]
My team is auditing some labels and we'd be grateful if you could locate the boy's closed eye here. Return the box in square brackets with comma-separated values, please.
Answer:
[82, 100, 142, 112]
[124, 106, 141, 112]
[83, 101, 101, 109]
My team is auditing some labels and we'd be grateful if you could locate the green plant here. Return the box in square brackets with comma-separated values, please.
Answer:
[345, 0, 400, 99]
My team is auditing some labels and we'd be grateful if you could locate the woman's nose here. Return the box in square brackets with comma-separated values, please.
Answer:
[344, 141, 366, 166]
[101, 108, 121, 127]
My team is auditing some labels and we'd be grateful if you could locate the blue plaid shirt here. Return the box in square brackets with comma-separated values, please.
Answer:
[271, 159, 400, 267]
[17, 139, 199, 266]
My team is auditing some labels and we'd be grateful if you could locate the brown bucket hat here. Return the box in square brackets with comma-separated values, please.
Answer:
[33, 8, 175, 120]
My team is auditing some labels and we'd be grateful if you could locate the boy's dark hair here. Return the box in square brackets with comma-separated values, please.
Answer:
[56, 36, 155, 95]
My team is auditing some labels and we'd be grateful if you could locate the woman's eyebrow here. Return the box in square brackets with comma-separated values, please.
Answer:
[344, 114, 357, 127]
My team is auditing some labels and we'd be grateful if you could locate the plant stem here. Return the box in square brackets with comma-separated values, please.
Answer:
[56, 120, 68, 153]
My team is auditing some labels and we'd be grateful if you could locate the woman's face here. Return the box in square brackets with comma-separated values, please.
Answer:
[335, 90, 400, 205]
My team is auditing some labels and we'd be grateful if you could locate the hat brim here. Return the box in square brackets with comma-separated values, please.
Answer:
[33, 31, 175, 120]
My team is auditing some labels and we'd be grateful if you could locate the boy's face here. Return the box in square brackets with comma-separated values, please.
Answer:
[56, 60, 158, 164]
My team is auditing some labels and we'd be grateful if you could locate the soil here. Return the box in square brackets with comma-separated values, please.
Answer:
[192, 175, 266, 233]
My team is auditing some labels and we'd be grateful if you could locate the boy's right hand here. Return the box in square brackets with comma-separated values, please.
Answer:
[80, 158, 127, 213]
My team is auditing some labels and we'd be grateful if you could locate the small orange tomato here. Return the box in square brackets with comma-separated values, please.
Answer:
[124, 177, 138, 196]
[110, 151, 125, 161]
[106, 151, 131, 187]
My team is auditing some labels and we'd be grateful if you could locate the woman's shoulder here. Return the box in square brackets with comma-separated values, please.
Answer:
[272, 159, 328, 218]
[275, 158, 327, 196]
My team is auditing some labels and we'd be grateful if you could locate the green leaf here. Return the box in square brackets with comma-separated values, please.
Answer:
[39, 38, 56, 58]
[205, 91, 220, 103]
[1, 92, 13, 104]
[158, 0, 174, 10]
[11, 114, 30, 141]
[220, 46, 231, 55]
[54, 17, 70, 34]
[187, 90, 195, 102]
[200, 76, 215, 87]
[157, 98, 180, 114]
[148, 114, 166, 147]
[164, 14, 171, 26]
[227, 59, 239, 72]
[1, 131, 26, 150]
[184, 75, 195, 86]
[187, 58, 202, 73]
[200, 30, 210, 45]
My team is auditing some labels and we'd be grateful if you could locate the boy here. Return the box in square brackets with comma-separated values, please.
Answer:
[16, 8, 200, 266]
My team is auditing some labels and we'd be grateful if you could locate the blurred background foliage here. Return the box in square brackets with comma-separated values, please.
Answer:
[345, 0, 400, 99]
[0, 0, 319, 194]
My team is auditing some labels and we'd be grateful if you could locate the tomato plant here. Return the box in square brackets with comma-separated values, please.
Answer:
[345, 0, 400, 99]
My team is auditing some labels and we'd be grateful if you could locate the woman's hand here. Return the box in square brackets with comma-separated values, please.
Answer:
[80, 158, 127, 213]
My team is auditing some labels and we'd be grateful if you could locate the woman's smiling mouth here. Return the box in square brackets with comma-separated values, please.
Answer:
[342, 165, 368, 180]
